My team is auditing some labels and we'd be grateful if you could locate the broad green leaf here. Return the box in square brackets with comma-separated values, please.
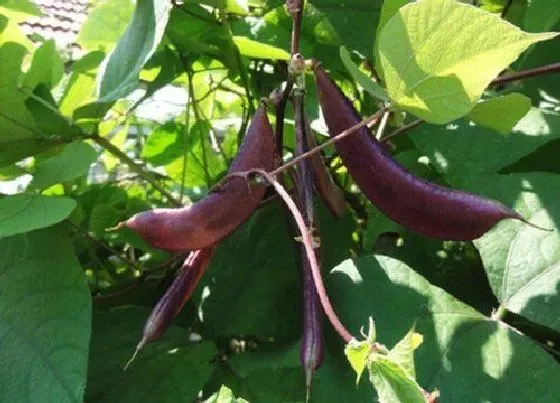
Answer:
[0, 0, 41, 22]
[376, 0, 410, 38]
[24, 85, 82, 139]
[97, 0, 172, 101]
[87, 306, 216, 402]
[198, 201, 355, 341]
[471, 173, 560, 331]
[410, 108, 560, 185]
[525, 0, 560, 33]
[0, 11, 33, 49]
[369, 354, 426, 403]
[328, 255, 560, 401]
[387, 327, 423, 379]
[340, 46, 388, 101]
[22, 40, 64, 90]
[77, 0, 135, 51]
[468, 93, 532, 135]
[0, 194, 76, 237]
[377, 0, 557, 124]
[0, 41, 42, 166]
[30, 141, 98, 190]
[313, 0, 382, 57]
[204, 385, 249, 403]
[233, 36, 289, 60]
[0, 226, 91, 402]
[225, 337, 371, 402]
[60, 51, 105, 116]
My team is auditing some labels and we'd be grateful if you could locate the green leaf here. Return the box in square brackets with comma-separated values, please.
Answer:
[313, 0, 382, 57]
[225, 0, 249, 16]
[468, 93, 532, 135]
[0, 0, 41, 22]
[344, 340, 370, 384]
[30, 141, 98, 190]
[377, 0, 557, 124]
[87, 306, 216, 402]
[60, 51, 105, 117]
[479, 0, 509, 13]
[471, 172, 560, 331]
[24, 85, 82, 139]
[97, 0, 172, 101]
[22, 40, 64, 90]
[387, 326, 423, 379]
[525, 0, 560, 33]
[204, 385, 249, 403]
[410, 108, 560, 185]
[0, 41, 44, 166]
[233, 36, 289, 60]
[0, 194, 76, 237]
[339, 46, 388, 101]
[0, 226, 91, 402]
[376, 0, 410, 39]
[328, 255, 560, 401]
[369, 354, 426, 403]
[0, 11, 33, 49]
[77, 0, 135, 51]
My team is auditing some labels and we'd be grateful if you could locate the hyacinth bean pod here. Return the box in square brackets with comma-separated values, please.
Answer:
[119, 104, 275, 251]
[313, 64, 541, 241]
[125, 247, 216, 369]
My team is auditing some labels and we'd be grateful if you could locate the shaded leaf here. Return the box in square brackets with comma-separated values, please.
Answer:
[328, 255, 560, 402]
[0, 226, 91, 402]
[340, 46, 388, 101]
[97, 0, 172, 101]
[0, 194, 76, 237]
[88, 306, 216, 403]
[30, 141, 98, 190]
[369, 354, 425, 403]
[468, 93, 532, 135]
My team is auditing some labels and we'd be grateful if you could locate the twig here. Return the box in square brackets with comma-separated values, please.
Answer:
[229, 169, 353, 343]
[381, 62, 560, 142]
[67, 220, 144, 273]
[287, 0, 305, 55]
[381, 119, 423, 143]
[375, 110, 390, 140]
[270, 109, 384, 177]
[91, 135, 182, 207]
[92, 253, 185, 302]
[491, 62, 560, 85]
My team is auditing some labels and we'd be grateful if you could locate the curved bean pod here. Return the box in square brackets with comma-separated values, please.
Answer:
[119, 104, 275, 251]
[314, 64, 540, 241]
[125, 247, 216, 368]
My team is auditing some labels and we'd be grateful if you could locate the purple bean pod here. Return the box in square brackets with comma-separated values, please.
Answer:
[313, 64, 541, 241]
[118, 104, 275, 251]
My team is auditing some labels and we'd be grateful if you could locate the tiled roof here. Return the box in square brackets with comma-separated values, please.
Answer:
[19, 0, 91, 48]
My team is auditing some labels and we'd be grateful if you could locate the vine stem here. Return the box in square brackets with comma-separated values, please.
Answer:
[270, 109, 384, 177]
[229, 169, 353, 343]
[91, 135, 182, 207]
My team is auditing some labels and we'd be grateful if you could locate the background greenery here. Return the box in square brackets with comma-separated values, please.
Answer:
[0, 0, 559, 401]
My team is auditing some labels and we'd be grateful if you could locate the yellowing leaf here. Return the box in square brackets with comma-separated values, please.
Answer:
[468, 93, 532, 134]
[344, 340, 370, 384]
[377, 0, 557, 124]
